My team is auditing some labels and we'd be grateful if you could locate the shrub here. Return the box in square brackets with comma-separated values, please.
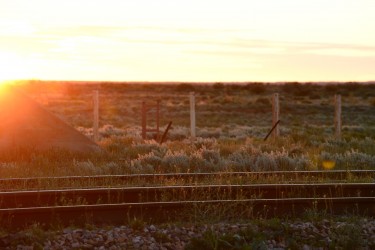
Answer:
[194, 138, 219, 150]
[255, 97, 270, 105]
[73, 160, 101, 175]
[282, 82, 310, 96]
[308, 93, 321, 100]
[99, 124, 124, 137]
[227, 151, 256, 171]
[255, 154, 277, 171]
[227, 84, 243, 91]
[213, 83, 225, 90]
[176, 83, 195, 92]
[161, 150, 190, 172]
[132, 140, 163, 154]
[131, 151, 162, 170]
[325, 84, 339, 93]
[343, 82, 360, 92]
[190, 147, 222, 172]
[200, 147, 221, 164]
[247, 82, 267, 94]
[274, 154, 295, 170]
[168, 126, 189, 140]
[320, 150, 375, 170]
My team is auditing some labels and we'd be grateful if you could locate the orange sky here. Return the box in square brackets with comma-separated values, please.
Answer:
[1, 0, 375, 82]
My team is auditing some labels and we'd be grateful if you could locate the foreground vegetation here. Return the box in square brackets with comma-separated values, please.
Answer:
[0, 81, 374, 248]
[0, 81, 373, 179]
[1, 136, 375, 179]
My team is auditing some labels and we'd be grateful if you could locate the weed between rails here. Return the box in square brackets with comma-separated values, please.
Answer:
[0, 171, 373, 192]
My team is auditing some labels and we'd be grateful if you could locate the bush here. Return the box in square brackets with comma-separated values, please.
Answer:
[325, 84, 339, 93]
[282, 82, 311, 96]
[255, 97, 270, 105]
[343, 82, 360, 92]
[176, 83, 195, 92]
[161, 150, 190, 172]
[227, 151, 256, 171]
[131, 151, 162, 170]
[320, 150, 375, 170]
[190, 147, 222, 172]
[247, 82, 267, 94]
[255, 154, 277, 171]
[213, 83, 225, 90]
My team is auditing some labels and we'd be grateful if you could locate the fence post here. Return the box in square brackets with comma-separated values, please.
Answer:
[93, 90, 99, 141]
[142, 101, 146, 139]
[190, 92, 196, 139]
[272, 93, 280, 139]
[156, 100, 160, 139]
[334, 94, 342, 139]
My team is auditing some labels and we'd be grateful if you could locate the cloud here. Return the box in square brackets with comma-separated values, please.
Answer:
[16, 24, 375, 59]
[189, 38, 375, 58]
[2, 23, 374, 82]
[32, 25, 251, 45]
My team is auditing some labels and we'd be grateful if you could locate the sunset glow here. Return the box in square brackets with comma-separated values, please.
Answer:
[1, 0, 375, 82]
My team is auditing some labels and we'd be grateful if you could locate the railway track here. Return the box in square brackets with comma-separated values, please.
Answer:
[0, 178, 374, 228]
[2, 198, 374, 227]
[0, 170, 374, 190]
[0, 183, 374, 208]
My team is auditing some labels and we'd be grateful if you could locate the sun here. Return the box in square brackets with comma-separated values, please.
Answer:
[0, 51, 34, 82]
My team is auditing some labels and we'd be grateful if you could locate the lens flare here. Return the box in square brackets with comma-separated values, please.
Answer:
[322, 160, 336, 170]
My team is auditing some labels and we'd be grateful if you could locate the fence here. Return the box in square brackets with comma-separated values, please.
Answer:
[89, 91, 344, 141]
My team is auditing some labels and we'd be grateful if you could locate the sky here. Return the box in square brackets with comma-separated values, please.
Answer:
[1, 0, 375, 82]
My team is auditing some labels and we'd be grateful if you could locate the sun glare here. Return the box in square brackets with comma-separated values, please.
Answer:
[0, 52, 35, 82]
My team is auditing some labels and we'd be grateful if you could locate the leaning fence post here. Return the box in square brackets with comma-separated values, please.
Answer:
[272, 93, 280, 139]
[334, 94, 342, 139]
[93, 90, 99, 141]
[190, 92, 196, 139]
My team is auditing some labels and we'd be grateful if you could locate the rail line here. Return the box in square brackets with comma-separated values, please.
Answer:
[0, 183, 374, 208]
[1, 197, 374, 228]
[0, 170, 373, 190]
[0, 171, 374, 228]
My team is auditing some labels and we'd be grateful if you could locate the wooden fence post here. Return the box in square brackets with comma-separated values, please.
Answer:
[190, 92, 196, 139]
[93, 90, 99, 141]
[156, 100, 160, 139]
[142, 101, 146, 139]
[334, 94, 342, 139]
[272, 93, 280, 139]
[141, 101, 161, 140]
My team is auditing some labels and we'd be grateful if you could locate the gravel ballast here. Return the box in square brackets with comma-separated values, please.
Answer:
[1, 218, 375, 249]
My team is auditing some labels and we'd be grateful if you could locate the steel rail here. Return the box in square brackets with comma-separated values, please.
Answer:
[1, 197, 374, 228]
[1, 183, 374, 208]
[0, 170, 373, 189]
